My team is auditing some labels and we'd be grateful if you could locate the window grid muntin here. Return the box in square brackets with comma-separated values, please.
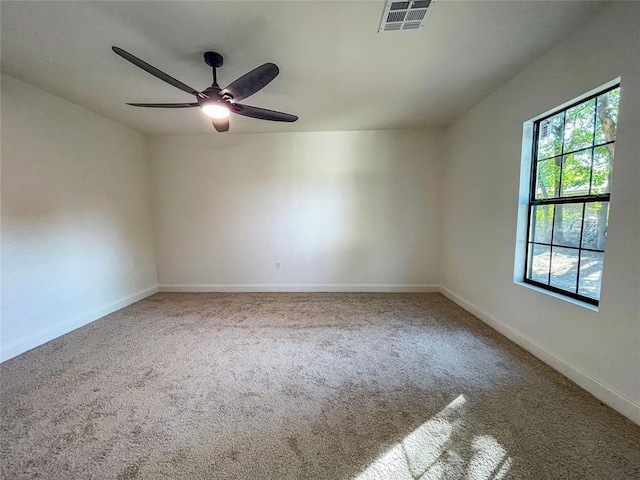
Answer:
[524, 84, 619, 306]
[537, 140, 614, 163]
[527, 242, 605, 254]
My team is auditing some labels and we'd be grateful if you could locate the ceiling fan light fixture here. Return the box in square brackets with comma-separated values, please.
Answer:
[201, 101, 230, 119]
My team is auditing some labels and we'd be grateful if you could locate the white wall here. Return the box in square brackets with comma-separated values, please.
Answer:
[1, 74, 158, 361]
[151, 129, 443, 290]
[441, 3, 640, 423]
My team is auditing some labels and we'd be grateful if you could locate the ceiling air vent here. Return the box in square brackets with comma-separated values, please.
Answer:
[379, 0, 434, 33]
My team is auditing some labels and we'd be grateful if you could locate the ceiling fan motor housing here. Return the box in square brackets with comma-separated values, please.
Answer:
[199, 94, 231, 109]
[200, 84, 233, 105]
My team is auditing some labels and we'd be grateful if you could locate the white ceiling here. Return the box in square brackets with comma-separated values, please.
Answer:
[1, 1, 607, 136]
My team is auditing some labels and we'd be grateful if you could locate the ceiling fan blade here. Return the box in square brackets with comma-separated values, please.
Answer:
[112, 46, 203, 98]
[222, 63, 279, 102]
[232, 104, 298, 122]
[212, 118, 229, 132]
[127, 103, 199, 108]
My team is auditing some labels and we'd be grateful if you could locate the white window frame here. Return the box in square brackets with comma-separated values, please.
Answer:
[513, 78, 621, 310]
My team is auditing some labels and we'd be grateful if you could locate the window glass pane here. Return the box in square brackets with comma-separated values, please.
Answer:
[528, 243, 550, 284]
[590, 144, 613, 194]
[552, 203, 583, 248]
[564, 98, 595, 153]
[561, 150, 592, 197]
[535, 158, 560, 199]
[595, 88, 619, 145]
[537, 112, 564, 159]
[578, 251, 604, 300]
[529, 205, 554, 244]
[582, 202, 609, 250]
[549, 247, 579, 292]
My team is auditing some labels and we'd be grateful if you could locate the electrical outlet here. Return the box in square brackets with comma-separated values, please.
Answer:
[275, 261, 281, 270]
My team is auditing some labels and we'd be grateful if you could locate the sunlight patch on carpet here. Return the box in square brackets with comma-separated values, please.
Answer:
[356, 394, 512, 480]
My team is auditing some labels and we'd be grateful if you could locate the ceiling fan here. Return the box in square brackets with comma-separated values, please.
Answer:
[112, 47, 298, 132]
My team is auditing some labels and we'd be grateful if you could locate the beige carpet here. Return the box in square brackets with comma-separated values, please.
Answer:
[1, 293, 639, 479]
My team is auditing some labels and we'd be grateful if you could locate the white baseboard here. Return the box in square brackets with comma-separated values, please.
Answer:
[439, 285, 640, 426]
[0, 285, 158, 363]
[158, 283, 440, 293]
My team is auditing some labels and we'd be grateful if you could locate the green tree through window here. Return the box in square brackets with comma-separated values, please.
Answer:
[525, 85, 620, 305]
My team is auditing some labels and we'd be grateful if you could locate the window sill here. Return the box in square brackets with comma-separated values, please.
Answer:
[514, 280, 599, 312]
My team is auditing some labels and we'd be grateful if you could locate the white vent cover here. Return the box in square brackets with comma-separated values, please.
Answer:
[379, 0, 434, 33]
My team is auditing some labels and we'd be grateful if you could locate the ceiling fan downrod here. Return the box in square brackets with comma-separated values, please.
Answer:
[203, 51, 224, 88]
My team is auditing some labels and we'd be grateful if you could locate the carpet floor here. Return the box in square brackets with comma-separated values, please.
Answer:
[1, 293, 639, 479]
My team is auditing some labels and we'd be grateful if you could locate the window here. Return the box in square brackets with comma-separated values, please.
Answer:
[523, 85, 620, 305]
